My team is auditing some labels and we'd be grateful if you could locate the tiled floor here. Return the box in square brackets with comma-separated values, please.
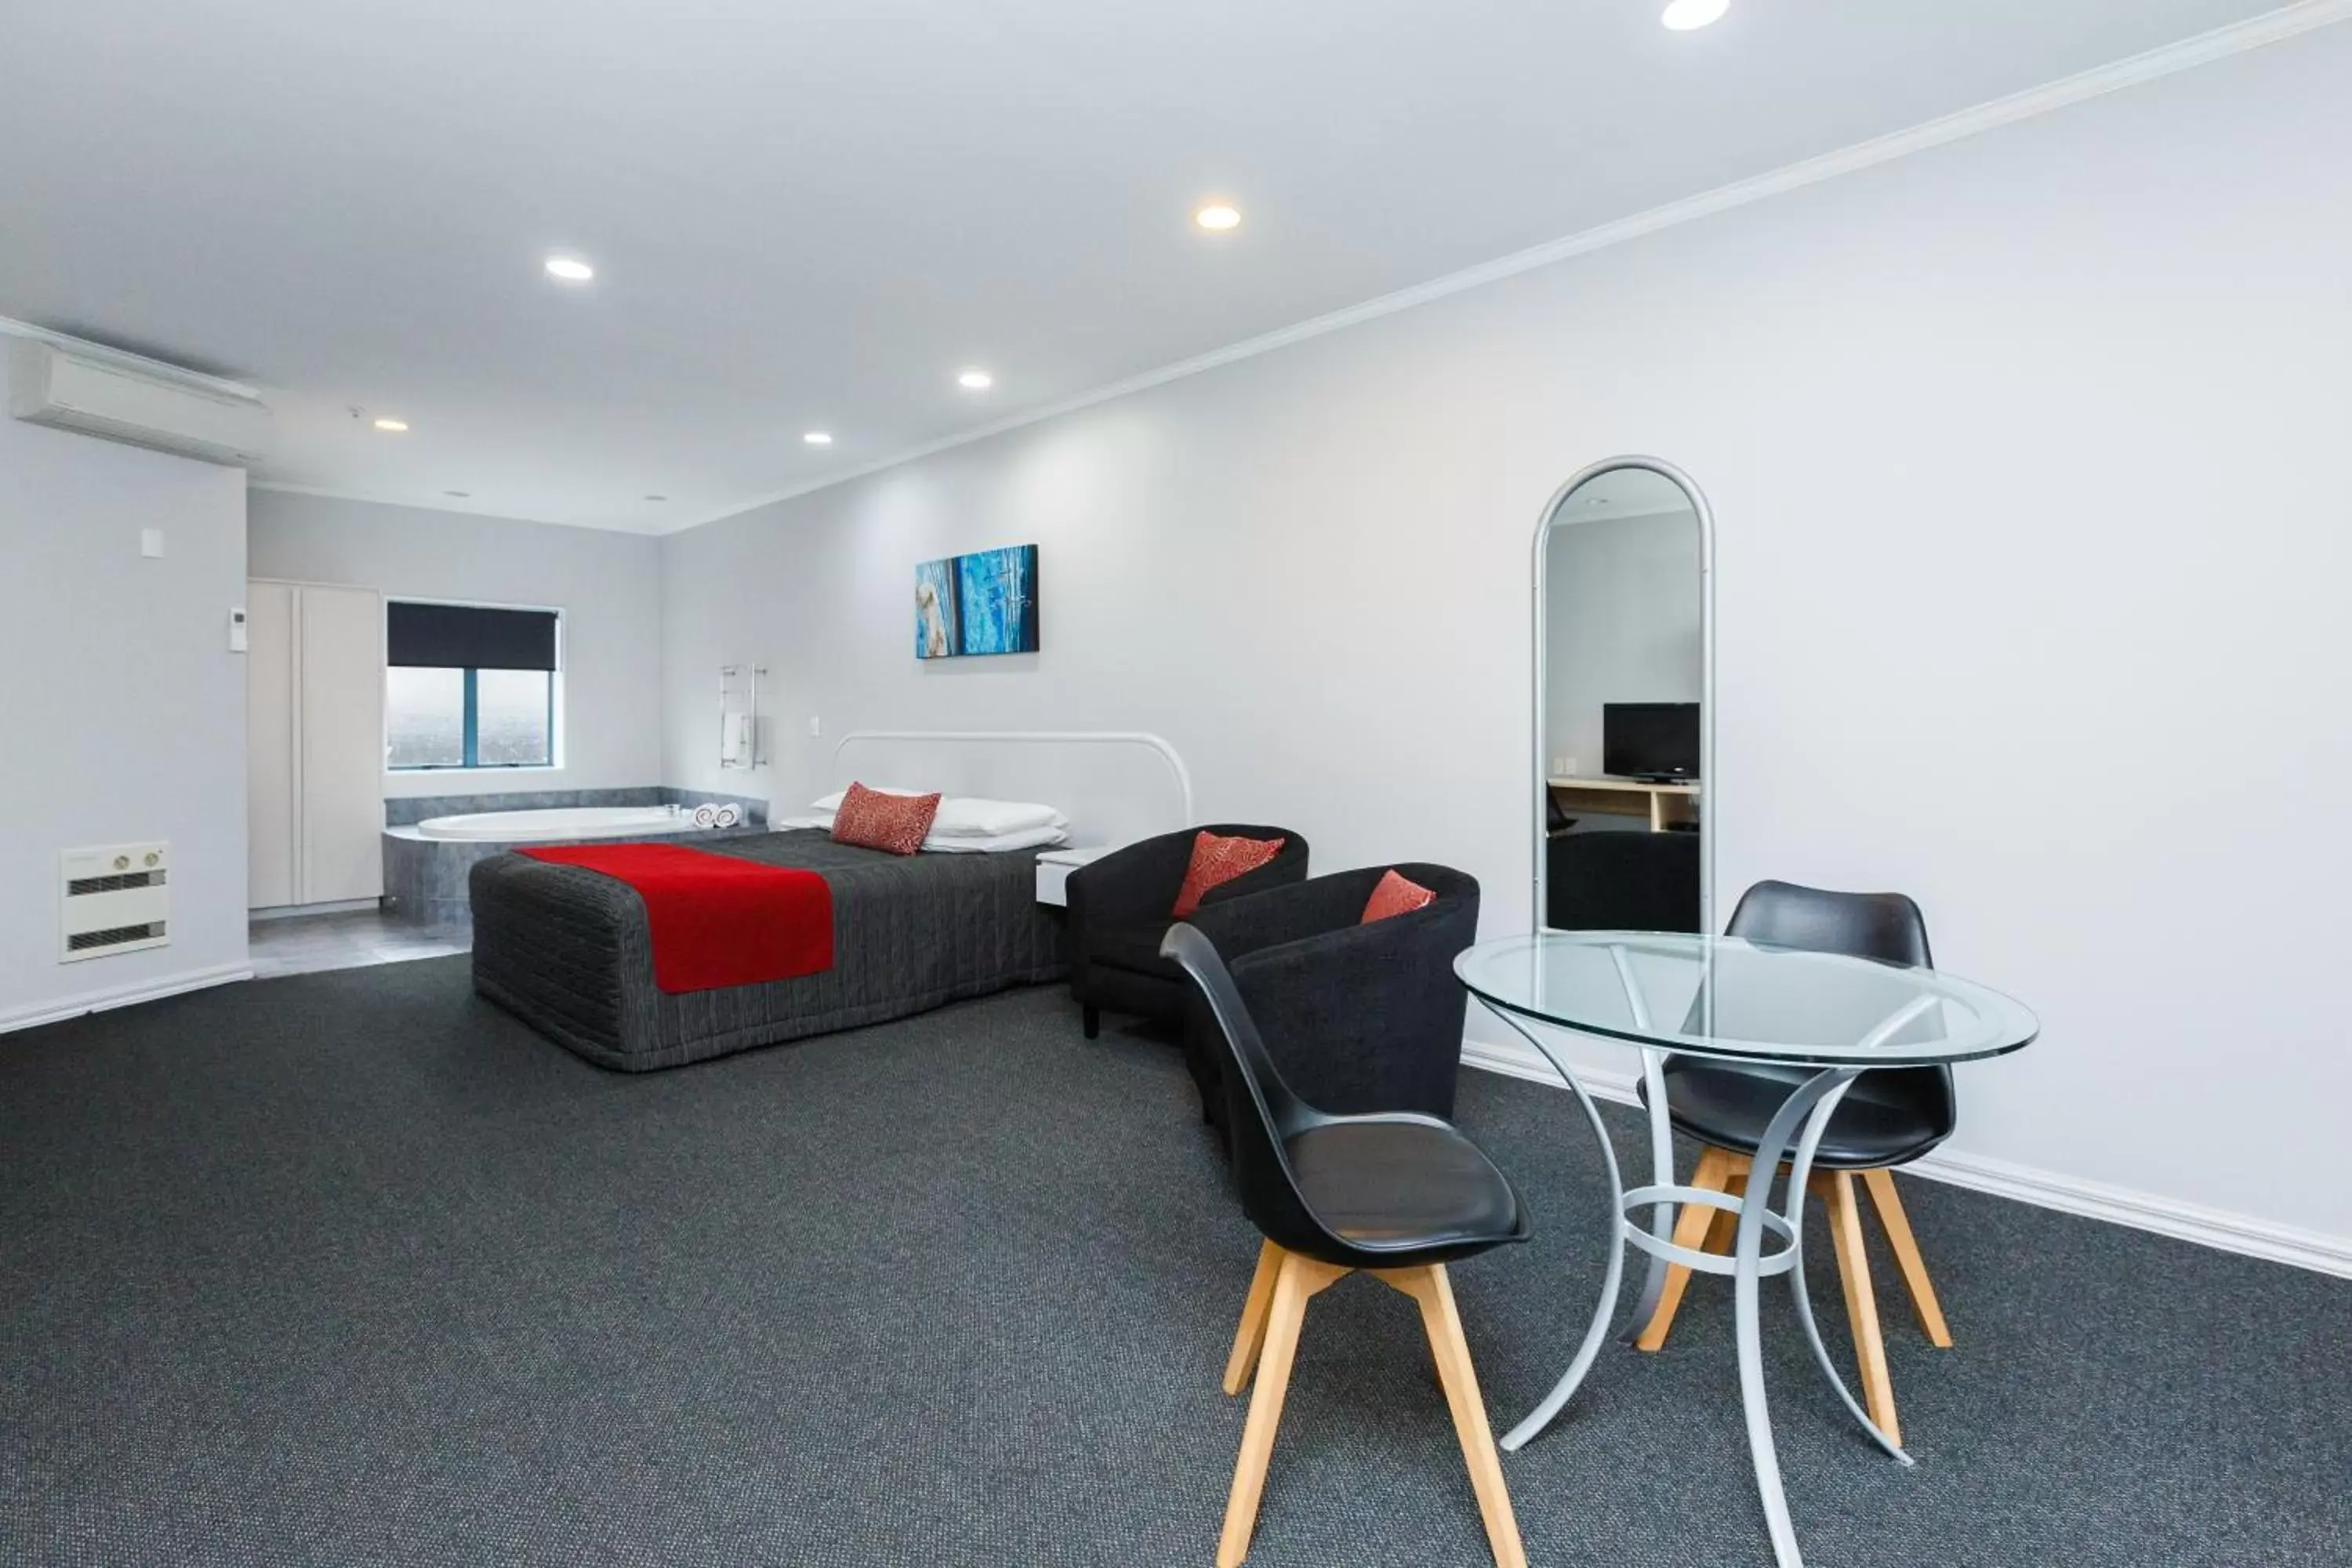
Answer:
[248, 908, 470, 979]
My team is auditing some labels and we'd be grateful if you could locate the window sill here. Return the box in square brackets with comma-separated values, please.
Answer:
[387, 765, 562, 777]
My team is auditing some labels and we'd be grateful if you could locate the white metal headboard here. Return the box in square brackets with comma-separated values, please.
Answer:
[828, 731, 1195, 848]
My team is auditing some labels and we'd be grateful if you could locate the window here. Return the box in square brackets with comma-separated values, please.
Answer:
[386, 667, 467, 768]
[386, 601, 560, 771]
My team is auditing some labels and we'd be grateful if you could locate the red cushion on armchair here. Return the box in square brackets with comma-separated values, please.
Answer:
[1171, 831, 1287, 919]
[1360, 869, 1438, 924]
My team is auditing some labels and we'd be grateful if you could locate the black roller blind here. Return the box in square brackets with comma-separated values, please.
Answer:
[387, 602, 557, 671]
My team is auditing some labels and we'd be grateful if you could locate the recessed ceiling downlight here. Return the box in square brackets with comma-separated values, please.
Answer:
[543, 254, 595, 282]
[804, 431, 833, 446]
[1194, 203, 1242, 232]
[372, 417, 408, 433]
[957, 368, 994, 391]
[1661, 0, 1729, 30]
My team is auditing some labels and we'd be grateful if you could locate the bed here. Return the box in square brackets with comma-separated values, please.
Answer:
[470, 829, 1063, 1070]
[469, 730, 1194, 1071]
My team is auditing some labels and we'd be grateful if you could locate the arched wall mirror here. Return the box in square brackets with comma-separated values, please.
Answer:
[1533, 456, 1715, 936]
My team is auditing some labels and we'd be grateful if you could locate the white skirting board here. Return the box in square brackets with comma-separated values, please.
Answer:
[251, 897, 381, 921]
[1459, 1035, 2352, 1280]
[0, 962, 254, 1036]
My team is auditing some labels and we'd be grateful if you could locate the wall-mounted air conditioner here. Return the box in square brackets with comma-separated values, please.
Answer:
[9, 338, 270, 467]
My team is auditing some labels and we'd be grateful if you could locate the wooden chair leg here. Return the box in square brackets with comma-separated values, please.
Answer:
[1860, 1167, 1953, 1347]
[1704, 1156, 1750, 1254]
[1218, 1251, 1348, 1568]
[1816, 1171, 1901, 1447]
[1634, 1145, 1733, 1352]
[1224, 1240, 1284, 1396]
[1376, 1266, 1528, 1568]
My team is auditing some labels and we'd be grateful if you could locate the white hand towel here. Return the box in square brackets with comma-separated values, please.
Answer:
[691, 804, 719, 829]
[721, 712, 753, 765]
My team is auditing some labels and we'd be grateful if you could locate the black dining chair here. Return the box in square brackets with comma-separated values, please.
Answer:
[1162, 924, 1532, 1568]
[1632, 879, 1956, 1447]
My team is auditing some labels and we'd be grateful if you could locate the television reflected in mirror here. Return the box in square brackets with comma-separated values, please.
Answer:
[1602, 702, 1700, 782]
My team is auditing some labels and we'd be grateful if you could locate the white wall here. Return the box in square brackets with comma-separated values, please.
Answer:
[0, 383, 251, 1029]
[249, 492, 664, 797]
[659, 27, 2352, 1241]
[1544, 508, 1702, 780]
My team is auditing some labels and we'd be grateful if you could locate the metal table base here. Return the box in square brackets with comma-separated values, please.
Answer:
[1479, 1003, 1912, 1568]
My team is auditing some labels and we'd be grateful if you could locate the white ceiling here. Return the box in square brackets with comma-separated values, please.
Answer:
[0, 0, 2295, 534]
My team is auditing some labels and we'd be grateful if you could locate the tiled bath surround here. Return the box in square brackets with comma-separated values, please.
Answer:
[381, 787, 768, 931]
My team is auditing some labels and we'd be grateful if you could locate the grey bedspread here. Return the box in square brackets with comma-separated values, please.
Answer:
[469, 830, 1065, 1070]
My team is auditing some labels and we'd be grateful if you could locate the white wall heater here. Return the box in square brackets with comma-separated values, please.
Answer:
[60, 843, 171, 962]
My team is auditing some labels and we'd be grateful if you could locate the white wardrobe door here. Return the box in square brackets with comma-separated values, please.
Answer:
[296, 585, 386, 904]
[245, 583, 299, 909]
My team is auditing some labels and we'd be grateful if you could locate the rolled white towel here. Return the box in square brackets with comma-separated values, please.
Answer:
[691, 804, 719, 829]
[713, 803, 742, 828]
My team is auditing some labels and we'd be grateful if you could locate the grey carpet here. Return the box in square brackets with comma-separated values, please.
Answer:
[2, 964, 2345, 1567]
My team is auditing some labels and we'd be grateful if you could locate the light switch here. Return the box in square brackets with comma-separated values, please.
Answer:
[807, 716, 822, 738]
[140, 528, 165, 559]
[229, 607, 249, 652]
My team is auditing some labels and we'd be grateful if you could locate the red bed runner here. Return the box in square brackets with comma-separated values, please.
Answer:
[516, 843, 833, 994]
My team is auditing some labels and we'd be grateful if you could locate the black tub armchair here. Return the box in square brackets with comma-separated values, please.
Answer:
[1065, 825, 1309, 1038]
[1182, 862, 1480, 1129]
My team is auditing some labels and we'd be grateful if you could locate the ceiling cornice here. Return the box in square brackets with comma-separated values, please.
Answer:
[204, 1, 2352, 537]
[244, 479, 669, 535]
[659, 0, 2352, 537]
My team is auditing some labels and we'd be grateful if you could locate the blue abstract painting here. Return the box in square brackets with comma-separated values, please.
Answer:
[914, 557, 958, 659]
[915, 543, 1040, 659]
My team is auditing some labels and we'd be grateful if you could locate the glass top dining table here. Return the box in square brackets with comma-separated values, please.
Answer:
[1453, 930, 2038, 1568]
[1455, 930, 2039, 1069]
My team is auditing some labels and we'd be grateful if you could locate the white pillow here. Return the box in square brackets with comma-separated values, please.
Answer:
[809, 785, 925, 811]
[930, 797, 1068, 837]
[807, 790, 1066, 838]
[920, 823, 1069, 854]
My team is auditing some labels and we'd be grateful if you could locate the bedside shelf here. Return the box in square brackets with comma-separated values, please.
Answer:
[1035, 844, 1117, 907]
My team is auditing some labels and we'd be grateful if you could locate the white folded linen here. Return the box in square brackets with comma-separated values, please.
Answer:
[691, 804, 719, 828]
[778, 811, 1064, 854]
[918, 823, 1069, 854]
[805, 789, 1064, 839]
[808, 785, 925, 811]
[932, 797, 1068, 837]
[713, 803, 742, 828]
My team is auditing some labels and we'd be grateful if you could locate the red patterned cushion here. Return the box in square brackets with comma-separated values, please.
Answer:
[1171, 831, 1286, 920]
[1360, 869, 1436, 924]
[831, 780, 941, 856]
